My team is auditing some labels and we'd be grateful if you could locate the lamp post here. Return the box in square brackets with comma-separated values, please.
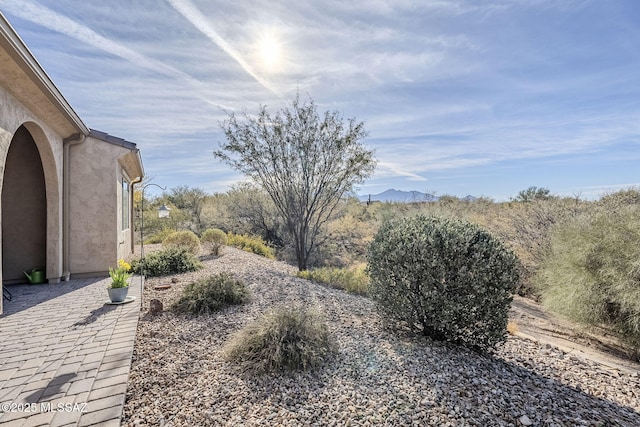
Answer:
[140, 183, 168, 307]
[158, 203, 171, 219]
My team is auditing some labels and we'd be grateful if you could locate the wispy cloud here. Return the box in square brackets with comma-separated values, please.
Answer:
[0, 0, 231, 109]
[0, 1, 177, 77]
[167, 0, 280, 97]
[2, 0, 638, 199]
[377, 161, 429, 182]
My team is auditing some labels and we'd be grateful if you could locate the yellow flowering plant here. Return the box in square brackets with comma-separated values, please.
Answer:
[109, 259, 132, 288]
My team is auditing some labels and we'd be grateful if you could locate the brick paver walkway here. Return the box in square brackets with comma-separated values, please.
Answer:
[0, 276, 141, 426]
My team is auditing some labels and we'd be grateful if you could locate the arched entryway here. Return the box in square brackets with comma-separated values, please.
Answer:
[2, 125, 47, 284]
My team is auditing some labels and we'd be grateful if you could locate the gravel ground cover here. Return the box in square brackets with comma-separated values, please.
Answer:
[123, 247, 640, 426]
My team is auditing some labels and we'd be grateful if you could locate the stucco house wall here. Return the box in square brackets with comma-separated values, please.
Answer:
[0, 12, 144, 314]
[68, 132, 142, 277]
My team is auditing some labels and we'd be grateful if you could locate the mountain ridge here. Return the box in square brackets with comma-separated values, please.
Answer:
[357, 189, 437, 203]
[357, 189, 477, 203]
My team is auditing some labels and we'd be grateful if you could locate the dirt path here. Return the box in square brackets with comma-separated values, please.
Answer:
[509, 295, 640, 374]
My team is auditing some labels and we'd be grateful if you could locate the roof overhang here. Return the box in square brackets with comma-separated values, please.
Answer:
[0, 11, 88, 137]
[91, 130, 144, 180]
[118, 149, 145, 182]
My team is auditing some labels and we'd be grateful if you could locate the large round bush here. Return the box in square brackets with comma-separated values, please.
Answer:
[162, 230, 201, 255]
[367, 214, 519, 352]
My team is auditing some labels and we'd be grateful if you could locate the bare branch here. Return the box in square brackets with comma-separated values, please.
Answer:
[215, 94, 376, 270]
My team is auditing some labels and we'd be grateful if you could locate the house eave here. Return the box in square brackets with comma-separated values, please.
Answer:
[0, 11, 88, 137]
[117, 149, 144, 182]
[90, 129, 144, 180]
[88, 129, 138, 151]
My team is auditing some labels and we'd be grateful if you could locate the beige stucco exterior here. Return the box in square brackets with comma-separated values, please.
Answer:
[0, 13, 143, 314]
[68, 132, 143, 277]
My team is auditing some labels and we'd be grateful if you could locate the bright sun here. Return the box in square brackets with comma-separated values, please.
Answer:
[258, 34, 281, 71]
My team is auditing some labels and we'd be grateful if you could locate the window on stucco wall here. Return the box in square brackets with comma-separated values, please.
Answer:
[122, 178, 129, 230]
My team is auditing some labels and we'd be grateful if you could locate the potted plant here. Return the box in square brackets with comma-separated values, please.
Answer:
[108, 259, 132, 303]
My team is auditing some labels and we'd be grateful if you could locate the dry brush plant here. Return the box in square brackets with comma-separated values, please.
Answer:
[172, 273, 250, 315]
[224, 305, 336, 374]
[478, 197, 587, 297]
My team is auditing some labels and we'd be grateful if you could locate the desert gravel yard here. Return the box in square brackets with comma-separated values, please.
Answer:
[122, 247, 640, 426]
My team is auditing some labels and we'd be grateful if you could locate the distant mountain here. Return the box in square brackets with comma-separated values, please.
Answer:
[358, 189, 437, 203]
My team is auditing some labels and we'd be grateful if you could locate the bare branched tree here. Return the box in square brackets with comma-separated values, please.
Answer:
[215, 95, 376, 270]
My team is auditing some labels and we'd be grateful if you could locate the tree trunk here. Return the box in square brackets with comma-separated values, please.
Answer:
[296, 235, 307, 271]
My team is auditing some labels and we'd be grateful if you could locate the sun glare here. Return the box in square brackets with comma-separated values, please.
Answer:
[258, 34, 281, 72]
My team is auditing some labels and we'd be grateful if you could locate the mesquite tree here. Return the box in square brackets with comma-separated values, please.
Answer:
[165, 185, 207, 233]
[215, 95, 376, 271]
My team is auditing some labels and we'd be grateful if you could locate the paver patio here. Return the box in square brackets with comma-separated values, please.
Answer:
[0, 276, 141, 426]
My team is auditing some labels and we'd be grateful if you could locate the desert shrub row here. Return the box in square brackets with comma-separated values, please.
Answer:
[297, 265, 369, 296]
[146, 228, 228, 257]
[226, 233, 275, 258]
[145, 227, 177, 244]
[158, 229, 273, 258]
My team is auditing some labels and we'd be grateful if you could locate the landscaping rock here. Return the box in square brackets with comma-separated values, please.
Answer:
[149, 298, 163, 314]
[122, 247, 640, 426]
[519, 414, 533, 426]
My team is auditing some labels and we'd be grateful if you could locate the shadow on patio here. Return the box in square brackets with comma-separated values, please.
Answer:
[2, 278, 103, 317]
[0, 276, 141, 426]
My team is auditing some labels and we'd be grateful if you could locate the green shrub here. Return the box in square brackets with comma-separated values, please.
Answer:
[513, 186, 554, 203]
[201, 228, 227, 256]
[597, 187, 640, 209]
[297, 264, 369, 296]
[479, 197, 586, 298]
[172, 273, 250, 315]
[367, 214, 519, 353]
[224, 305, 336, 374]
[536, 206, 640, 356]
[227, 233, 275, 259]
[131, 247, 202, 277]
[145, 227, 176, 244]
[162, 230, 201, 255]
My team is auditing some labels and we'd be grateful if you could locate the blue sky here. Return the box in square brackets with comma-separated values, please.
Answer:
[1, 0, 639, 200]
